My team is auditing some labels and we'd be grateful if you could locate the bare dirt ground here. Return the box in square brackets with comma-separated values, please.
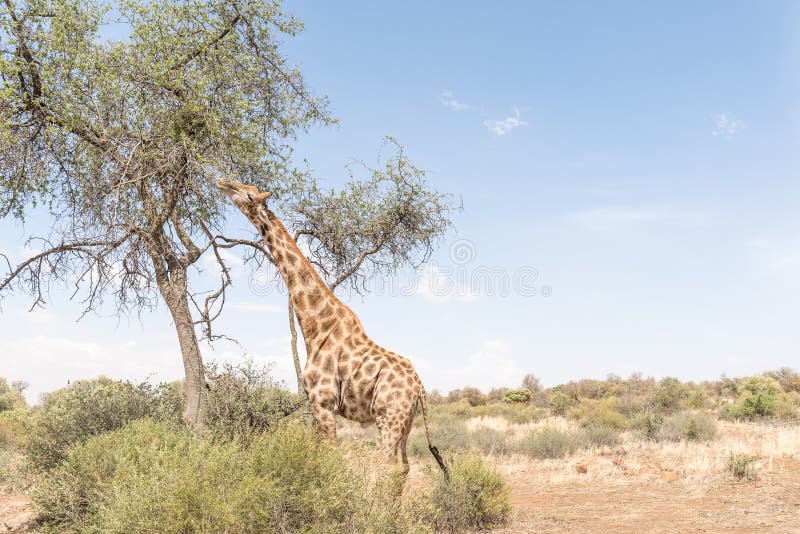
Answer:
[495, 457, 800, 533]
[0, 491, 32, 533]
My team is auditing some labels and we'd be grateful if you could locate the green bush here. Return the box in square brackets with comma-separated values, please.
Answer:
[571, 396, 629, 429]
[658, 411, 718, 441]
[652, 377, 687, 413]
[25, 377, 182, 470]
[0, 408, 29, 449]
[205, 359, 305, 443]
[470, 402, 541, 425]
[0, 378, 26, 413]
[518, 427, 581, 459]
[725, 377, 782, 419]
[581, 424, 620, 447]
[34, 419, 433, 533]
[470, 428, 512, 455]
[0, 448, 27, 491]
[429, 454, 510, 532]
[459, 387, 488, 407]
[548, 391, 574, 416]
[686, 390, 709, 409]
[503, 388, 532, 404]
[409, 413, 470, 456]
[727, 452, 758, 480]
[764, 367, 800, 393]
[633, 409, 663, 440]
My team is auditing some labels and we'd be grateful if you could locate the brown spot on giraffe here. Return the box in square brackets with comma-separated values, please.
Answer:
[218, 179, 448, 483]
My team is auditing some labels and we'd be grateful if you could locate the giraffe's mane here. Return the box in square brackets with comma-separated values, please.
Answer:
[261, 206, 365, 330]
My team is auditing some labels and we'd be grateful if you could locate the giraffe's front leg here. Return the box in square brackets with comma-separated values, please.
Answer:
[309, 392, 337, 442]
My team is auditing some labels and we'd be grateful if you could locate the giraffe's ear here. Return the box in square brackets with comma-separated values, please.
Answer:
[254, 191, 272, 203]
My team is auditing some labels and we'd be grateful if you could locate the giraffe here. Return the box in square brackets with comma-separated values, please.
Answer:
[218, 179, 448, 480]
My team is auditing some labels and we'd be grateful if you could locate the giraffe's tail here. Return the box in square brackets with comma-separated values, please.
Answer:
[417, 388, 450, 482]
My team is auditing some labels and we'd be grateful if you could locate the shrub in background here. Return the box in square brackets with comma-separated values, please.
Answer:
[652, 377, 687, 414]
[764, 367, 800, 393]
[633, 409, 664, 440]
[408, 413, 470, 456]
[205, 359, 305, 443]
[429, 454, 510, 532]
[503, 389, 532, 404]
[658, 411, 718, 442]
[724, 376, 782, 419]
[518, 427, 581, 459]
[686, 389, 709, 409]
[459, 387, 488, 407]
[581, 424, 620, 447]
[0, 408, 29, 449]
[470, 402, 541, 425]
[25, 377, 182, 470]
[548, 391, 574, 416]
[470, 428, 512, 455]
[0, 378, 26, 413]
[570, 396, 629, 429]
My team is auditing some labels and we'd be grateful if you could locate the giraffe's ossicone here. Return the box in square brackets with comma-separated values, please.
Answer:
[218, 179, 448, 481]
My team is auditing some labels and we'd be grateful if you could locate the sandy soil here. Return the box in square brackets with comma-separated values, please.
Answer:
[0, 491, 32, 533]
[494, 457, 800, 533]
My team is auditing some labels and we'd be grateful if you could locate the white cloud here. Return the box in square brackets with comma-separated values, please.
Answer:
[415, 339, 521, 391]
[6, 335, 181, 403]
[712, 113, 743, 139]
[438, 91, 468, 111]
[411, 264, 481, 304]
[571, 207, 698, 231]
[484, 108, 527, 136]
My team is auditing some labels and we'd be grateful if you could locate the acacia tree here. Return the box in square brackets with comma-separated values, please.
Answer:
[279, 139, 453, 395]
[0, 0, 329, 426]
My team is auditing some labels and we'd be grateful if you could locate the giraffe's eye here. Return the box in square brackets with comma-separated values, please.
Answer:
[246, 192, 254, 202]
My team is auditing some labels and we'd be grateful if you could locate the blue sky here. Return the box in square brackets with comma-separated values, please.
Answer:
[3, 1, 800, 402]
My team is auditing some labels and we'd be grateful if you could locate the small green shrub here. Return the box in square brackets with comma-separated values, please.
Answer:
[548, 391, 574, 416]
[518, 427, 581, 459]
[503, 389, 532, 404]
[429, 454, 510, 532]
[0, 448, 27, 490]
[409, 414, 470, 456]
[0, 408, 29, 449]
[633, 410, 664, 440]
[727, 452, 759, 480]
[725, 377, 782, 419]
[0, 378, 26, 413]
[470, 402, 541, 425]
[460, 387, 488, 407]
[686, 390, 709, 409]
[470, 428, 511, 455]
[25, 377, 183, 470]
[581, 424, 620, 447]
[658, 411, 718, 441]
[652, 377, 688, 413]
[571, 396, 629, 429]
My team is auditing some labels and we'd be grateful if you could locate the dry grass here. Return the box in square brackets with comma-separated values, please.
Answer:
[339, 413, 800, 486]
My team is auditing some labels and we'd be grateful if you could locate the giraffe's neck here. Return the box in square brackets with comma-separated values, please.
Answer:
[248, 206, 355, 351]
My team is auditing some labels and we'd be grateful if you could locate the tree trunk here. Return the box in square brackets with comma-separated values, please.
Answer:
[156, 263, 207, 427]
[288, 298, 307, 398]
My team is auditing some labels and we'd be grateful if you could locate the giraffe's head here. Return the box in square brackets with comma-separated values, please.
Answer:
[217, 179, 272, 212]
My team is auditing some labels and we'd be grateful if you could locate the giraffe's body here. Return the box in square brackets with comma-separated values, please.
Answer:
[219, 180, 446, 478]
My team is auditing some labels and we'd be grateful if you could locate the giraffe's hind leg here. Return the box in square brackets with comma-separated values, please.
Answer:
[376, 409, 413, 495]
